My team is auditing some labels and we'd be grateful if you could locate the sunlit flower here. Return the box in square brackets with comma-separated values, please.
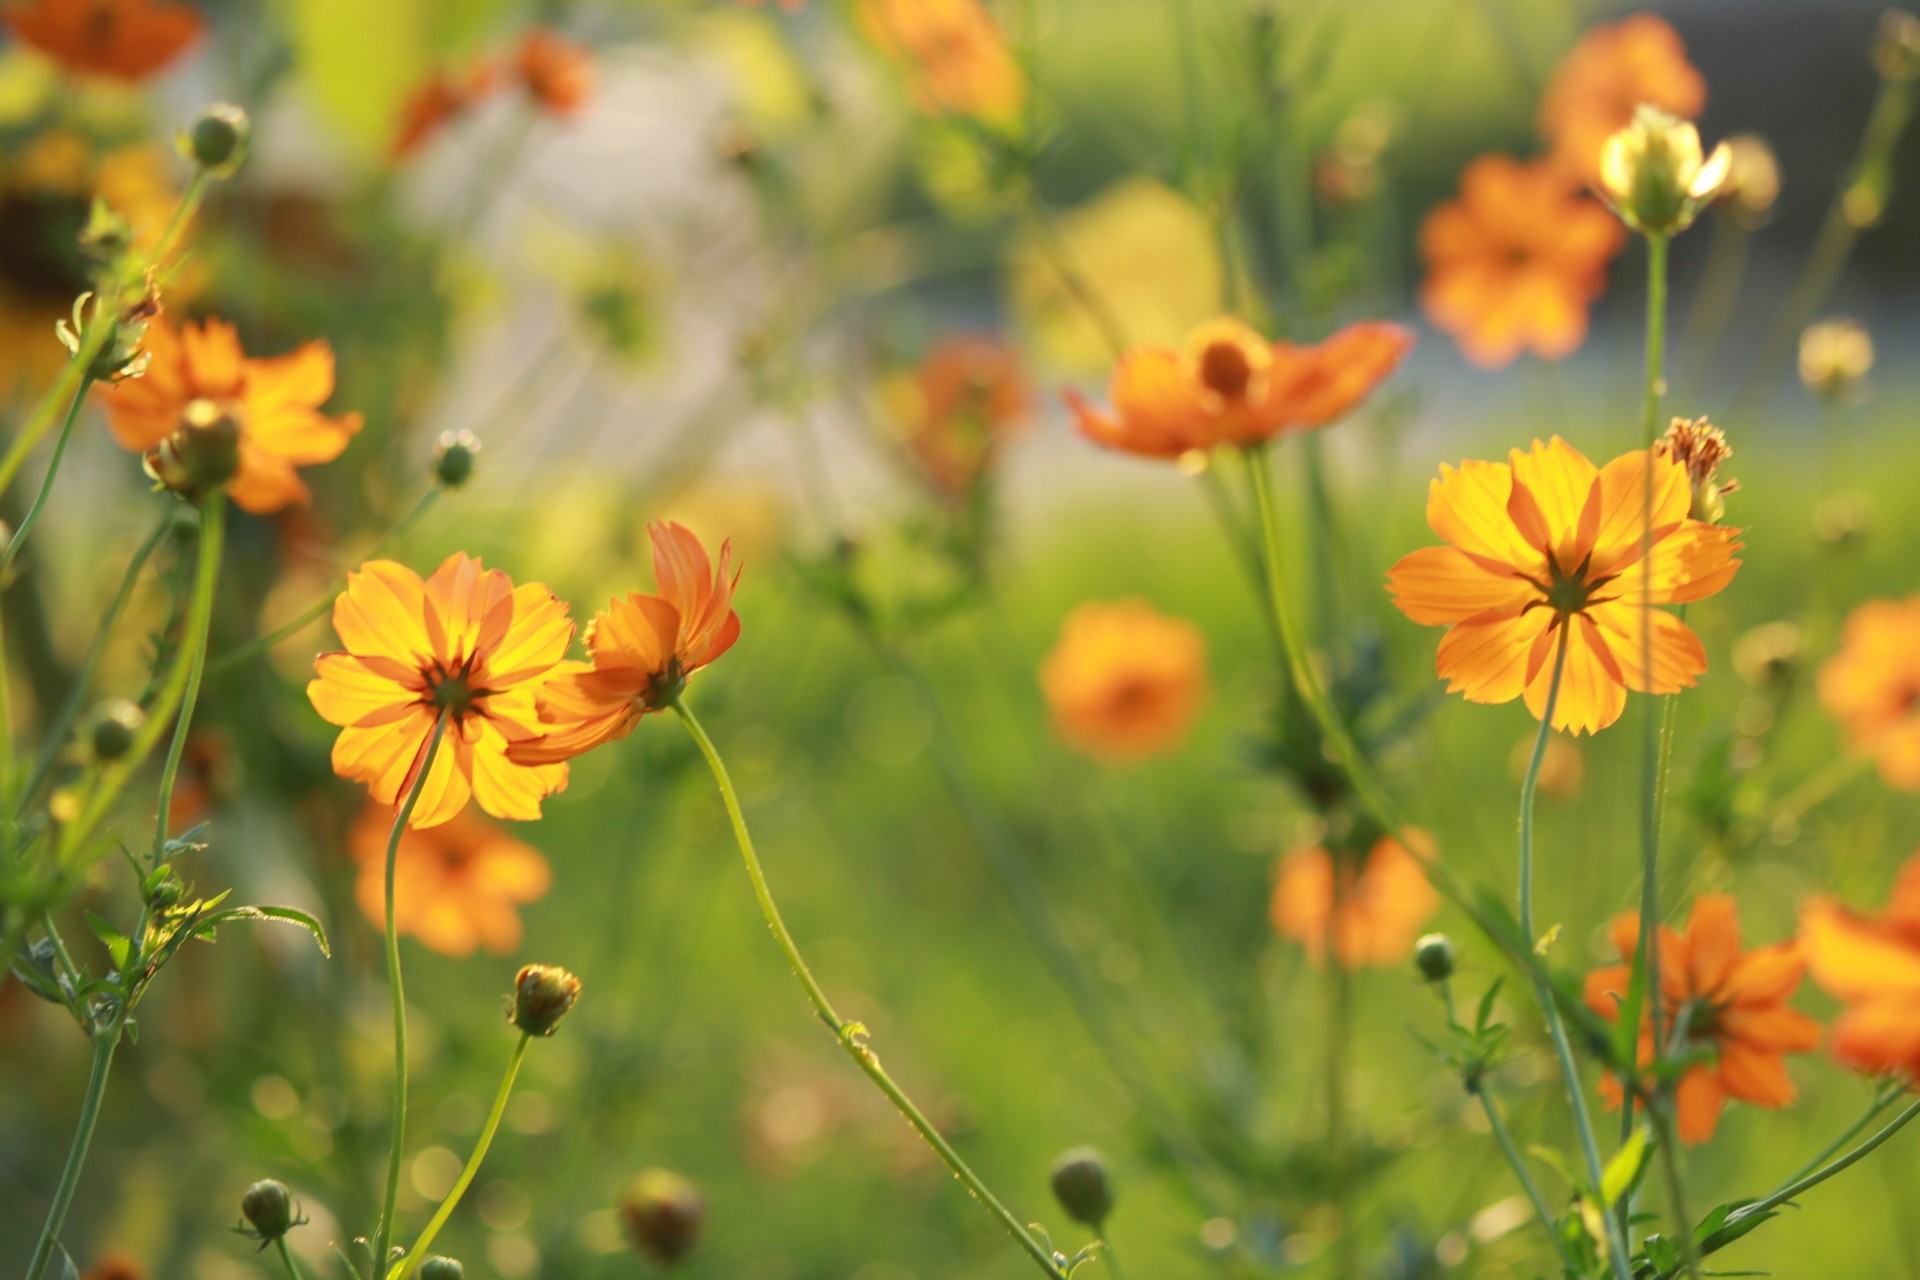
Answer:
[1596, 105, 1730, 236]
[517, 29, 594, 115]
[885, 337, 1028, 497]
[1387, 437, 1742, 734]
[1803, 853, 1920, 1079]
[349, 802, 552, 956]
[1587, 895, 1820, 1144]
[4, 0, 203, 81]
[390, 60, 498, 161]
[1419, 156, 1625, 368]
[509, 522, 740, 766]
[1067, 317, 1411, 461]
[1270, 831, 1440, 969]
[858, 0, 1024, 124]
[1798, 318, 1874, 402]
[1039, 600, 1207, 762]
[1539, 13, 1706, 187]
[1818, 597, 1920, 789]
[308, 554, 576, 827]
[99, 317, 363, 514]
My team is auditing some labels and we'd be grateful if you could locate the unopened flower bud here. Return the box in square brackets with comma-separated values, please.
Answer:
[1597, 106, 1730, 236]
[146, 399, 241, 500]
[433, 430, 479, 488]
[418, 1257, 464, 1280]
[88, 698, 144, 761]
[1414, 933, 1457, 983]
[1799, 319, 1874, 402]
[1875, 9, 1920, 81]
[235, 1179, 302, 1247]
[620, 1168, 705, 1265]
[1717, 135, 1780, 227]
[511, 963, 580, 1036]
[1049, 1146, 1114, 1227]
[143, 865, 185, 908]
[183, 103, 251, 179]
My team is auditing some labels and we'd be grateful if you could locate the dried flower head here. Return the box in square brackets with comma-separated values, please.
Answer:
[1659, 416, 1737, 523]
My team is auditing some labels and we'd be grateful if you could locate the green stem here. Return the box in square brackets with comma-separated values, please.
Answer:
[24, 1027, 119, 1280]
[1, 374, 95, 580]
[1652, 1104, 1701, 1279]
[206, 487, 442, 675]
[1778, 1084, 1902, 1193]
[670, 698, 1066, 1280]
[1324, 935, 1355, 1279]
[1475, 1086, 1575, 1271]
[1676, 215, 1749, 380]
[274, 1236, 307, 1280]
[392, 1033, 530, 1280]
[371, 713, 452, 1276]
[149, 496, 225, 859]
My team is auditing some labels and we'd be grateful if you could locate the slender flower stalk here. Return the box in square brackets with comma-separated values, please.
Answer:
[393, 1033, 531, 1279]
[23, 1028, 119, 1280]
[670, 697, 1067, 1280]
[1652, 1102, 1701, 1278]
[1323, 922, 1355, 1279]
[151, 500, 226, 859]
[1711, 1097, 1920, 1253]
[372, 714, 453, 1274]
[1476, 1088, 1576, 1271]
[275, 1236, 307, 1280]
[0, 375, 95, 580]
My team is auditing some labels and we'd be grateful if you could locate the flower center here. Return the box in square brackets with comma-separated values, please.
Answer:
[1197, 340, 1256, 403]
[424, 656, 485, 719]
[1542, 554, 1593, 618]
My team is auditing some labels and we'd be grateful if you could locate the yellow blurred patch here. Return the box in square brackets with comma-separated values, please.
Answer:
[0, 49, 57, 125]
[289, 0, 433, 159]
[689, 12, 811, 134]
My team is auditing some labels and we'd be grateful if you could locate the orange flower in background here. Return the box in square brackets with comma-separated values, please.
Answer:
[80, 1258, 145, 1280]
[308, 554, 576, 827]
[1802, 854, 1920, 1079]
[99, 317, 363, 514]
[517, 29, 594, 115]
[1387, 437, 1741, 735]
[4, 0, 203, 81]
[890, 337, 1029, 497]
[1270, 832, 1440, 969]
[509, 522, 741, 766]
[1817, 597, 1920, 789]
[391, 61, 498, 161]
[1067, 317, 1412, 461]
[858, 0, 1024, 124]
[1039, 600, 1207, 762]
[1587, 896, 1820, 1143]
[1540, 13, 1706, 187]
[1419, 156, 1625, 368]
[350, 803, 552, 956]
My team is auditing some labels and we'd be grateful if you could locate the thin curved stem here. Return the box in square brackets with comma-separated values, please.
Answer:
[392, 1034, 530, 1280]
[274, 1236, 307, 1280]
[670, 698, 1066, 1280]
[1711, 1097, 1920, 1251]
[371, 713, 451, 1275]
[24, 1028, 119, 1280]
[1, 373, 95, 580]
[150, 497, 225, 860]
[1476, 1087, 1576, 1271]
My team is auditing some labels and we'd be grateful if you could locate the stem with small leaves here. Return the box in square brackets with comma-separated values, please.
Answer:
[24, 1027, 119, 1280]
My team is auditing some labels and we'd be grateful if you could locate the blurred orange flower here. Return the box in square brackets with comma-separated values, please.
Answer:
[1387, 437, 1741, 735]
[4, 0, 202, 81]
[859, 0, 1024, 124]
[1270, 831, 1439, 969]
[1540, 13, 1706, 188]
[391, 61, 498, 161]
[510, 522, 741, 766]
[80, 1258, 145, 1280]
[99, 317, 364, 514]
[1817, 597, 1920, 789]
[891, 337, 1028, 497]
[1587, 896, 1819, 1143]
[1039, 600, 1207, 762]
[350, 802, 552, 956]
[1802, 853, 1920, 1079]
[308, 554, 576, 827]
[517, 29, 594, 115]
[1067, 317, 1411, 461]
[1419, 156, 1624, 368]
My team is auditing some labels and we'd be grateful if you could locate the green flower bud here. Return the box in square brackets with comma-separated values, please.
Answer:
[184, 103, 251, 178]
[433, 430, 479, 488]
[419, 1257, 464, 1280]
[146, 399, 241, 501]
[511, 963, 581, 1037]
[88, 698, 144, 761]
[1414, 933, 1456, 983]
[235, 1179, 303, 1247]
[620, 1168, 705, 1265]
[1049, 1146, 1114, 1227]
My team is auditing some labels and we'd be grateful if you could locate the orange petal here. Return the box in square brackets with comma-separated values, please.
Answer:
[1717, 1042, 1796, 1108]
[1673, 1065, 1725, 1144]
[1435, 607, 1555, 705]
[1387, 545, 1534, 626]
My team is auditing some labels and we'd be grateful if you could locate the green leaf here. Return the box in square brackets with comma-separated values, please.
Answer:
[1601, 1127, 1652, 1209]
[84, 910, 131, 970]
[192, 905, 331, 958]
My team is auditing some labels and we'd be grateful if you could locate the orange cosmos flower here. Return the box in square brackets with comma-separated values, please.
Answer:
[517, 29, 594, 115]
[1387, 436, 1741, 735]
[858, 0, 1024, 124]
[509, 522, 740, 766]
[81, 1259, 145, 1280]
[1039, 600, 1207, 762]
[349, 802, 552, 956]
[1817, 597, 1920, 789]
[1270, 831, 1440, 969]
[1419, 156, 1625, 368]
[308, 554, 576, 828]
[98, 317, 363, 514]
[891, 336, 1028, 497]
[4, 0, 203, 81]
[1586, 896, 1820, 1144]
[391, 60, 498, 161]
[1067, 317, 1412, 461]
[1802, 853, 1920, 1079]
[1540, 13, 1706, 188]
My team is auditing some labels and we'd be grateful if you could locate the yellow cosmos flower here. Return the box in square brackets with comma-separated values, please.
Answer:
[1387, 437, 1742, 734]
[308, 554, 576, 828]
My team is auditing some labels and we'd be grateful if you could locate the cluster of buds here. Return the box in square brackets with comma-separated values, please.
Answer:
[1660, 417, 1737, 524]
[619, 1168, 706, 1265]
[1597, 105, 1731, 236]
